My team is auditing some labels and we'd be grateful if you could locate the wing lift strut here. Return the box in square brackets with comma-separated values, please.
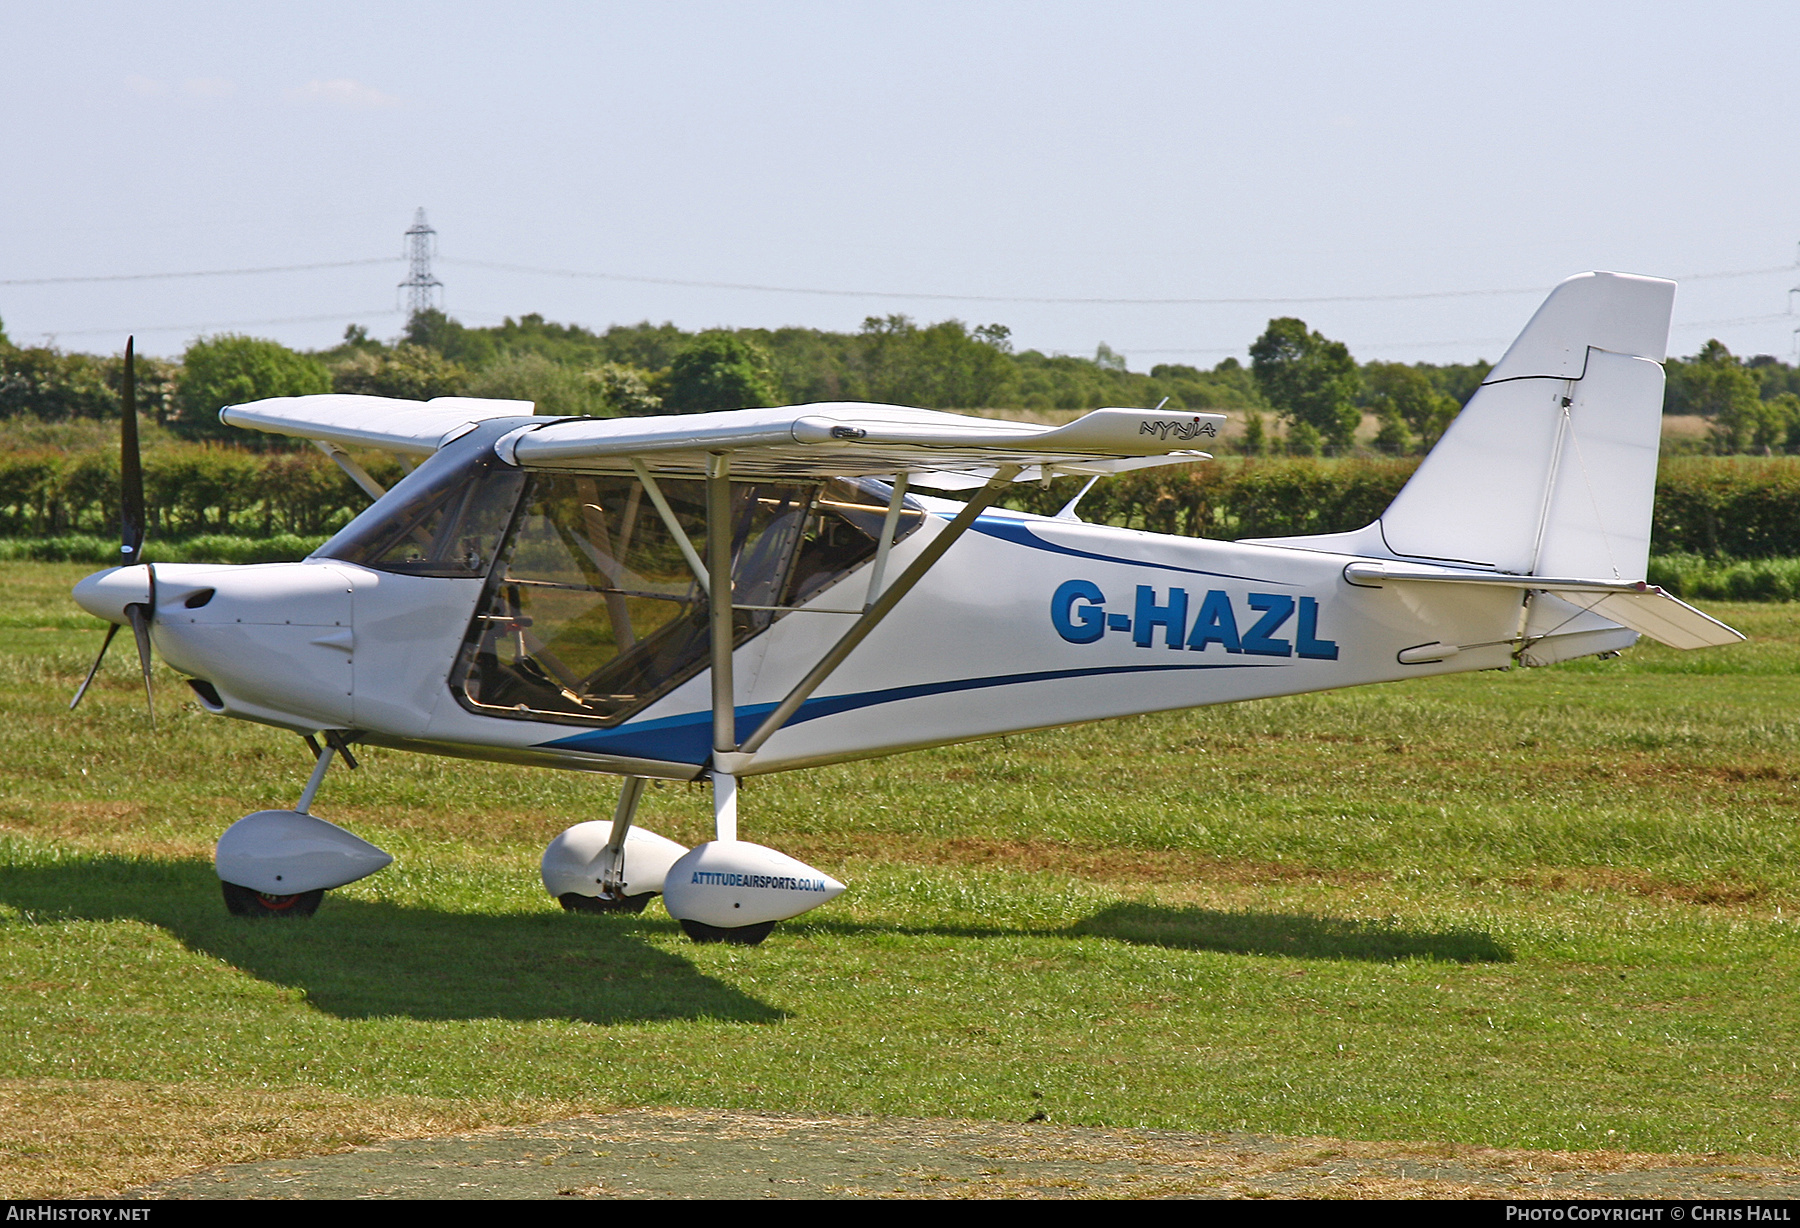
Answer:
[635, 454, 1026, 845]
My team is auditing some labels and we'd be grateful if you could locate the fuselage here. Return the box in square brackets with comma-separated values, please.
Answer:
[72, 496, 1635, 782]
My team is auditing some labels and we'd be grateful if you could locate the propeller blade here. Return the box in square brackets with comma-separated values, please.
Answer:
[120, 337, 144, 569]
[125, 601, 155, 731]
[82, 340, 158, 728]
[68, 624, 121, 711]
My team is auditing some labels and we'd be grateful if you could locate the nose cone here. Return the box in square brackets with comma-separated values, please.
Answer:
[72, 566, 151, 625]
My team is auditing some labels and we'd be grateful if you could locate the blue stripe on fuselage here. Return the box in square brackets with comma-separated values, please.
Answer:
[538, 660, 1275, 765]
[963, 515, 1287, 585]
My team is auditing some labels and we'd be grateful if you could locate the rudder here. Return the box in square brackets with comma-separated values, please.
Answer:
[1253, 271, 1676, 582]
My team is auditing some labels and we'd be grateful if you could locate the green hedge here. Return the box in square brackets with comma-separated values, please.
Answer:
[1005, 456, 1800, 558]
[1649, 458, 1800, 558]
[0, 534, 327, 565]
[0, 445, 401, 538]
[15, 449, 1800, 562]
[999, 458, 1417, 539]
[1646, 554, 1800, 602]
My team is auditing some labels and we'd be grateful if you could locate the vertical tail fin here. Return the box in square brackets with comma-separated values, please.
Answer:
[1379, 271, 1675, 579]
[1249, 272, 1675, 582]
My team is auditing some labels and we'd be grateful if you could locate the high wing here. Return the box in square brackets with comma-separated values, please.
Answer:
[492, 402, 1222, 481]
[220, 394, 535, 457]
[217, 394, 1227, 834]
[219, 395, 1222, 484]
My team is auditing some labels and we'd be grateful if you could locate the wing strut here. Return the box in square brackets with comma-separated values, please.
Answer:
[863, 473, 911, 609]
[712, 465, 1021, 789]
[687, 458, 1016, 841]
[313, 440, 388, 501]
[631, 458, 709, 587]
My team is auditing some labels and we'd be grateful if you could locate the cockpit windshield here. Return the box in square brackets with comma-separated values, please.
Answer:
[313, 422, 529, 578]
[452, 473, 922, 727]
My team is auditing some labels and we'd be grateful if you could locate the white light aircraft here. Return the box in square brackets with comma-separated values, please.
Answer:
[70, 272, 1743, 943]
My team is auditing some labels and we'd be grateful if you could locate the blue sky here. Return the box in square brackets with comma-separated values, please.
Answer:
[3, 1, 1797, 366]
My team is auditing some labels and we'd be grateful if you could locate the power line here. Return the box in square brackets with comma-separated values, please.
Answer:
[446, 257, 1547, 304]
[1124, 338, 1512, 357]
[1687, 264, 1800, 282]
[49, 308, 399, 339]
[4, 252, 1789, 305]
[1670, 311, 1796, 330]
[1124, 311, 1800, 357]
[0, 258, 399, 287]
[443, 258, 1798, 307]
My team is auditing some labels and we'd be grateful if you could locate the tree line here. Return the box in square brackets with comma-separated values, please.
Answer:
[1, 309, 1796, 456]
[12, 439, 1800, 563]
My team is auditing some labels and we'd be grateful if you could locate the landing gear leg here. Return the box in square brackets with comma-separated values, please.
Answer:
[556, 776, 658, 914]
[295, 734, 336, 814]
[600, 776, 647, 894]
[217, 732, 383, 919]
[671, 770, 776, 944]
[669, 454, 775, 946]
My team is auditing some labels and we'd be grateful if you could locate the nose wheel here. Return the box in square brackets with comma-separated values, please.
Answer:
[221, 881, 324, 919]
[212, 736, 393, 920]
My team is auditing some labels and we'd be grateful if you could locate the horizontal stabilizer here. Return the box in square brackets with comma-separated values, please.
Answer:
[1577, 589, 1745, 650]
[1344, 562, 1743, 650]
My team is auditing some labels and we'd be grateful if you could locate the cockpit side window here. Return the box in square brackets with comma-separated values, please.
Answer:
[785, 478, 924, 607]
[452, 473, 923, 728]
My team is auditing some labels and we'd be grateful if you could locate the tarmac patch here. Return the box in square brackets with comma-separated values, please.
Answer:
[132, 1108, 1800, 1199]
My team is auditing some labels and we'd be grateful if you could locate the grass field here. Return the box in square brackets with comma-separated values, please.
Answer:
[3, 561, 1799, 1196]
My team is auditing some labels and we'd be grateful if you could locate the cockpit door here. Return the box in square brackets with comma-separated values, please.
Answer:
[452, 474, 919, 729]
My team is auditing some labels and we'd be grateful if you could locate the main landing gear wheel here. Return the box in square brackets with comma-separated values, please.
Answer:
[678, 918, 778, 946]
[221, 881, 324, 919]
[558, 891, 655, 915]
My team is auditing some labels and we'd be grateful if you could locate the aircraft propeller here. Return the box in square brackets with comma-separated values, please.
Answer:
[70, 337, 157, 727]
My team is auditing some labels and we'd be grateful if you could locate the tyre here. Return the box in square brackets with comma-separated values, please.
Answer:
[678, 918, 776, 946]
[558, 891, 655, 915]
[221, 880, 323, 919]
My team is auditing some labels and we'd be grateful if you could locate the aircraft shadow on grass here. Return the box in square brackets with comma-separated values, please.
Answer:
[1066, 902, 1514, 963]
[798, 903, 1512, 964]
[0, 856, 784, 1026]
